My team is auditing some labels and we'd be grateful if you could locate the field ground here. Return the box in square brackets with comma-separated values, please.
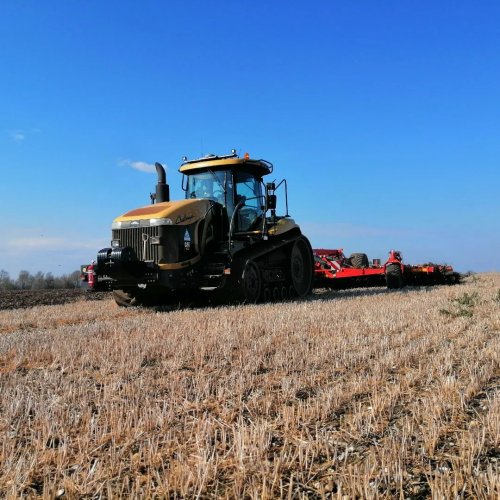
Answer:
[0, 289, 109, 311]
[0, 275, 499, 498]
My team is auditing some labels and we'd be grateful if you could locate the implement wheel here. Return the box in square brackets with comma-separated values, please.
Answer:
[290, 236, 314, 298]
[386, 264, 404, 289]
[242, 260, 262, 303]
[349, 253, 369, 268]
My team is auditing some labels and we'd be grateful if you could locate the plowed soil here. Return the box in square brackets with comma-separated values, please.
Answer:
[0, 289, 110, 310]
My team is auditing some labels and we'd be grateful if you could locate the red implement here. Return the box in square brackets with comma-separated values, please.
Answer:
[313, 249, 460, 289]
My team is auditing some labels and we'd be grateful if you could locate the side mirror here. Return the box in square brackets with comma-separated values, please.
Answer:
[267, 194, 277, 210]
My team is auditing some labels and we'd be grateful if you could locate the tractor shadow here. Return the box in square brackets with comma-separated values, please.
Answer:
[313, 284, 447, 301]
[148, 285, 432, 314]
[311, 285, 425, 301]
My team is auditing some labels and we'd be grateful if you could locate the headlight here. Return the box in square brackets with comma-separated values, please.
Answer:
[150, 218, 173, 226]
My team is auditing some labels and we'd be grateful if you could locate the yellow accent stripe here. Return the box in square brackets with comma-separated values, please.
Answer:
[158, 255, 201, 271]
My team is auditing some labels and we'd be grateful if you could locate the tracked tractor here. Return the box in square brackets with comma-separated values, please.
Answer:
[94, 151, 314, 306]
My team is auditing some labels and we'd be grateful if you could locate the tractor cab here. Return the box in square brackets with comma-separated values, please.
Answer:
[180, 151, 273, 234]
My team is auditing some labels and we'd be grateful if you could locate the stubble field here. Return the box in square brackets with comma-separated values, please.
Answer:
[0, 275, 499, 498]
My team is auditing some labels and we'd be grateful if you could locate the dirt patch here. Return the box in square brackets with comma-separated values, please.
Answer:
[0, 289, 110, 310]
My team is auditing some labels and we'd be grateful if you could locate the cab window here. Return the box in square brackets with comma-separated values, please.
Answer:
[234, 172, 264, 231]
[186, 171, 228, 206]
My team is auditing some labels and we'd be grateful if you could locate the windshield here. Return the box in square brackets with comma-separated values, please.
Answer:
[186, 170, 230, 206]
[185, 169, 265, 232]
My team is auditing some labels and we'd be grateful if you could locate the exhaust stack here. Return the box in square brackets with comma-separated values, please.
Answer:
[155, 162, 170, 203]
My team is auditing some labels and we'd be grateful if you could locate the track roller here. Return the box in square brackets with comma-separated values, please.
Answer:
[242, 260, 262, 303]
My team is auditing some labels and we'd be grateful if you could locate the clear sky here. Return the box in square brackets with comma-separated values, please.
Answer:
[1, 0, 499, 276]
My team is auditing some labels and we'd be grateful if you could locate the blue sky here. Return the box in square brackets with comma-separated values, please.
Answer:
[1, 0, 499, 276]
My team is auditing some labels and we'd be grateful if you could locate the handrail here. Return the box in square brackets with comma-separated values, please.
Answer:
[274, 179, 289, 216]
[228, 198, 247, 254]
[227, 195, 266, 254]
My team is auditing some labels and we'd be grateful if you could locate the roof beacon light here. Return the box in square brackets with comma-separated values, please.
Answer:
[244, 152, 250, 159]
[231, 148, 237, 155]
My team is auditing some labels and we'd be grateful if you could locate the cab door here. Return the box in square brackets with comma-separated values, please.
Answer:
[234, 172, 265, 232]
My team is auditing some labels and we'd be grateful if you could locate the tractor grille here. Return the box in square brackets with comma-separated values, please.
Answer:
[112, 227, 160, 262]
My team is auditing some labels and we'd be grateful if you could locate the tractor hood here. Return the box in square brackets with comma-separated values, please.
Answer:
[112, 199, 213, 229]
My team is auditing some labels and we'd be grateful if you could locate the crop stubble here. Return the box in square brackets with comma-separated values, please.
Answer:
[0, 275, 499, 498]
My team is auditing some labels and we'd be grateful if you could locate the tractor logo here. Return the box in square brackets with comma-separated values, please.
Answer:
[184, 229, 191, 251]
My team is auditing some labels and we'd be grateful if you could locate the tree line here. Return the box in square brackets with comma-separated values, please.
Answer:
[0, 269, 82, 291]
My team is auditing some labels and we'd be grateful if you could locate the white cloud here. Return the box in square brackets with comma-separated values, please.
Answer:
[0, 231, 110, 275]
[10, 131, 25, 143]
[4, 128, 41, 143]
[4, 236, 105, 252]
[119, 159, 167, 174]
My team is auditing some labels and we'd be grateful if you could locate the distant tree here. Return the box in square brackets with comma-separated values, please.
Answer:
[0, 269, 14, 290]
[0, 269, 84, 290]
[56, 270, 81, 289]
[32, 271, 46, 289]
[17, 270, 35, 290]
[68, 270, 81, 288]
[45, 272, 55, 289]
